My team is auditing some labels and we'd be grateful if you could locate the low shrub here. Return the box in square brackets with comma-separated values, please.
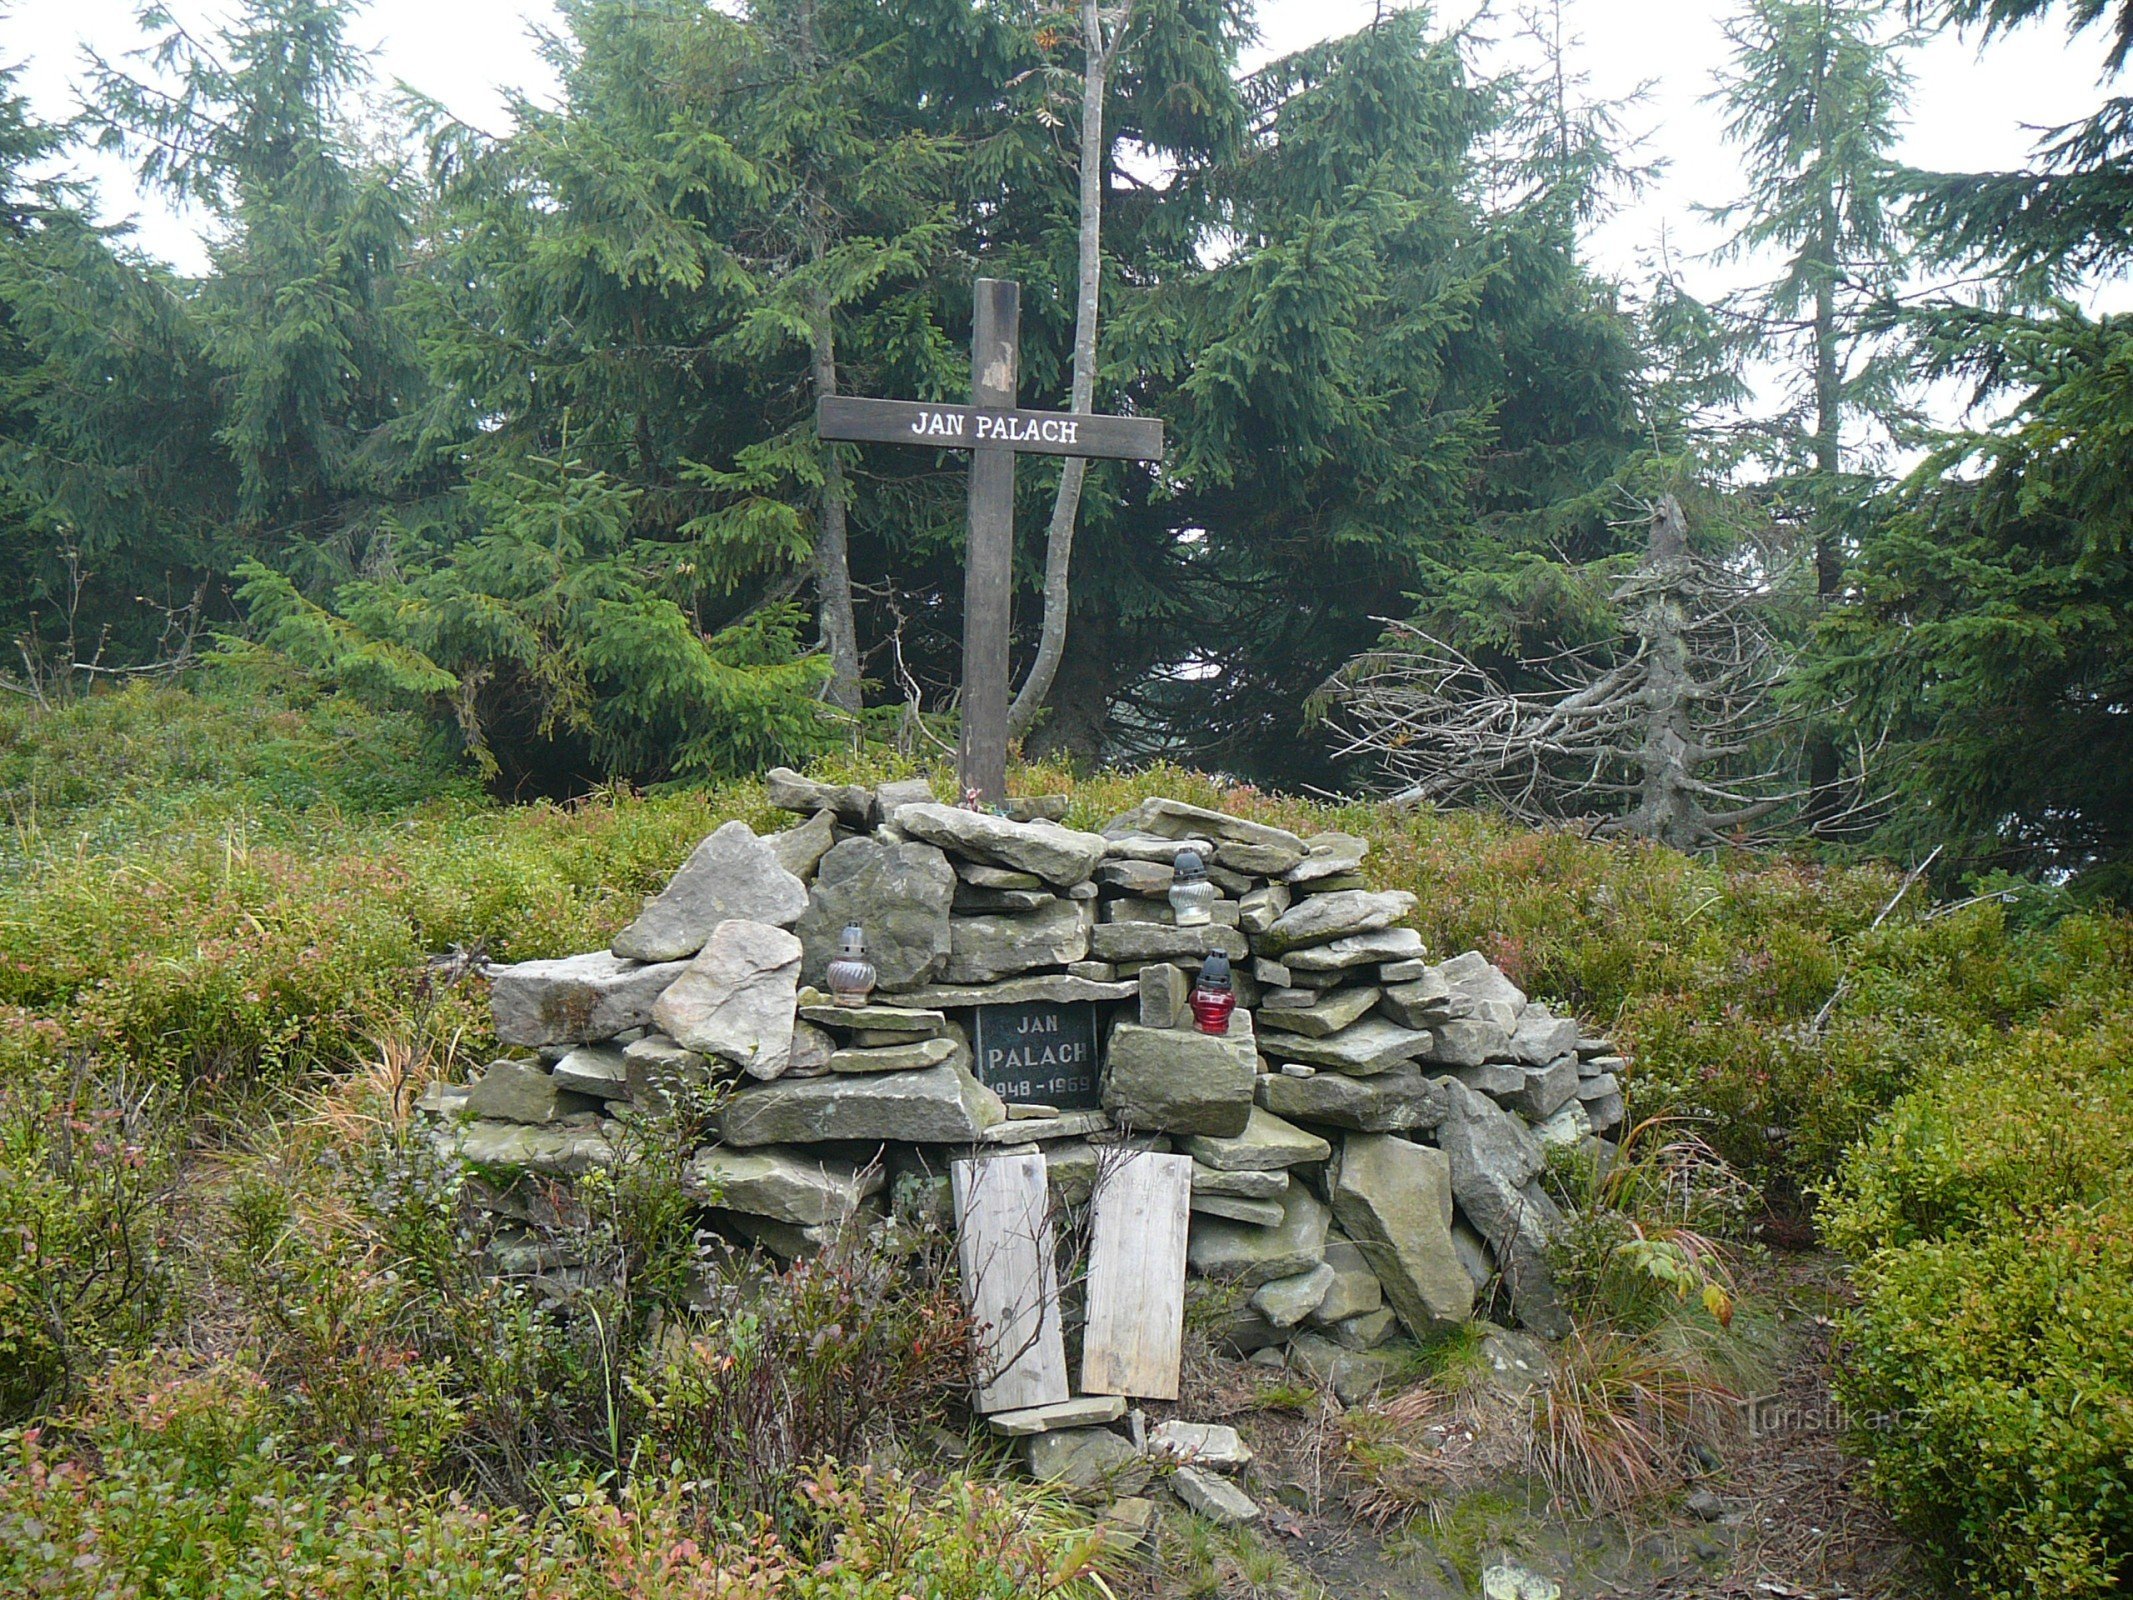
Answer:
[1822, 1013, 2133, 1597]
[0, 1051, 177, 1420]
[0, 1368, 1112, 1600]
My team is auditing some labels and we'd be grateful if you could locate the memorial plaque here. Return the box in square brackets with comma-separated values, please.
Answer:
[972, 1001, 1102, 1109]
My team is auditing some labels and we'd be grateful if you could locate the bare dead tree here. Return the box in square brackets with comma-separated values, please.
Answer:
[1318, 495, 1879, 850]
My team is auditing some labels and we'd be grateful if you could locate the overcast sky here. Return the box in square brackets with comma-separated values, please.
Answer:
[8, 0, 2126, 330]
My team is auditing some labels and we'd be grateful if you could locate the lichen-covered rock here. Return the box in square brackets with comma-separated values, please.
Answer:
[1283, 927, 1427, 971]
[651, 919, 803, 1080]
[466, 1059, 569, 1124]
[1254, 985, 1381, 1038]
[1103, 1017, 1257, 1136]
[489, 950, 689, 1047]
[450, 1119, 615, 1177]
[1257, 889, 1417, 955]
[1258, 1016, 1434, 1076]
[1329, 1132, 1474, 1333]
[684, 1145, 885, 1226]
[1182, 1107, 1332, 1171]
[611, 821, 807, 962]
[1087, 920, 1247, 964]
[1187, 1183, 1328, 1287]
[719, 1060, 1005, 1146]
[550, 1043, 630, 1100]
[795, 837, 954, 992]
[942, 899, 1090, 984]
[1254, 1063, 1447, 1133]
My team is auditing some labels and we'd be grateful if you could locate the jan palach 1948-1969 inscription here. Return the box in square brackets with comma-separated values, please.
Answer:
[970, 1000, 1101, 1109]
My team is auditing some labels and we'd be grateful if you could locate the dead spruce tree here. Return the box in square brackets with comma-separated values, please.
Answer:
[1321, 496, 1866, 850]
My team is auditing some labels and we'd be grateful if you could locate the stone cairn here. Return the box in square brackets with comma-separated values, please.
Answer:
[421, 773, 1628, 1497]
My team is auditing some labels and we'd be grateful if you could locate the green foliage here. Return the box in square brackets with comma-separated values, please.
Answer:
[0, 1054, 177, 1421]
[1821, 1014, 2133, 1597]
[0, 1367, 1112, 1600]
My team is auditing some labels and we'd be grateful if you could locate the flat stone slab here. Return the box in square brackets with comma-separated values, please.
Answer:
[1254, 984, 1382, 1038]
[765, 766, 877, 825]
[1191, 1193, 1286, 1226]
[898, 974, 1135, 1009]
[1024, 1428, 1150, 1497]
[550, 1043, 629, 1100]
[489, 950, 689, 1048]
[1255, 1063, 1447, 1133]
[719, 1060, 1005, 1146]
[957, 860, 1045, 889]
[612, 821, 807, 962]
[1286, 832, 1368, 884]
[1150, 1421, 1253, 1470]
[1309, 1238, 1385, 1326]
[828, 1035, 958, 1074]
[1100, 798, 1305, 855]
[1192, 1164, 1288, 1199]
[1182, 1107, 1331, 1171]
[1088, 921, 1247, 964]
[466, 1059, 567, 1124]
[1258, 1016, 1434, 1075]
[1426, 1017, 1514, 1068]
[892, 802, 1108, 886]
[988, 1395, 1128, 1437]
[684, 1144, 885, 1226]
[795, 991, 948, 1034]
[1169, 1463, 1261, 1524]
[1258, 889, 1417, 956]
[1438, 950, 1528, 1014]
[1103, 831, 1215, 862]
[449, 1118, 615, 1177]
[1284, 927, 1427, 971]
[978, 1109, 1113, 1143]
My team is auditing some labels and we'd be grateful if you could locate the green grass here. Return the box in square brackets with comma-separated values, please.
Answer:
[5, 675, 2133, 1596]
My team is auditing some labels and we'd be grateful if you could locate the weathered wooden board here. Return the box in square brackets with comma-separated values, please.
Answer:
[1080, 1150, 1193, 1399]
[951, 1151, 1070, 1414]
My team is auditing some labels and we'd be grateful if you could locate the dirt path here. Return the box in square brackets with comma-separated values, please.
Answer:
[1158, 1252, 1927, 1600]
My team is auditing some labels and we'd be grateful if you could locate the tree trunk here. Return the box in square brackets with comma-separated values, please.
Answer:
[1627, 496, 1704, 850]
[1804, 8, 1844, 832]
[1009, 0, 1117, 740]
[809, 301, 863, 713]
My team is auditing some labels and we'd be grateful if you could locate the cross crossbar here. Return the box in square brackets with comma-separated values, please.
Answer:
[816, 396, 1163, 460]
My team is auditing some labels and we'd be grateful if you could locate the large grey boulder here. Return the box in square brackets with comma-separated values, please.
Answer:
[612, 822, 808, 962]
[1435, 1080, 1569, 1337]
[1087, 921, 1247, 964]
[1104, 1016, 1257, 1136]
[1258, 1016, 1435, 1076]
[891, 802, 1108, 886]
[795, 837, 954, 992]
[489, 950, 689, 1047]
[719, 1059, 1005, 1145]
[1284, 927, 1428, 971]
[942, 899, 1090, 984]
[1187, 1183, 1329, 1287]
[1255, 985, 1381, 1038]
[1255, 1063, 1448, 1133]
[1330, 1132, 1474, 1333]
[1258, 890, 1417, 956]
[684, 1145, 885, 1226]
[1182, 1107, 1331, 1171]
[651, 919, 803, 1080]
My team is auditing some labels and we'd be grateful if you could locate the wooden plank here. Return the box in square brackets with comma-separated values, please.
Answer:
[1080, 1149, 1193, 1400]
[959, 277, 1020, 807]
[816, 396, 1165, 461]
[951, 1150, 1070, 1414]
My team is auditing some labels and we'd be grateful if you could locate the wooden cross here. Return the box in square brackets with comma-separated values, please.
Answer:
[817, 277, 1164, 804]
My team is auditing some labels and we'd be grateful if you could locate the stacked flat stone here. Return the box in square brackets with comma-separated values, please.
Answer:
[421, 775, 1632, 1397]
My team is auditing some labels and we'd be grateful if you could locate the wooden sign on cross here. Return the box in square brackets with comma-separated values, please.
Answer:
[817, 277, 1164, 804]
